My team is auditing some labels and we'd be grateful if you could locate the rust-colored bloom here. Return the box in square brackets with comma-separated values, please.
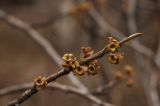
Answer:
[114, 70, 123, 80]
[68, 7, 79, 16]
[78, 2, 93, 11]
[62, 53, 74, 62]
[106, 37, 120, 53]
[81, 47, 92, 53]
[90, 60, 100, 68]
[34, 76, 47, 90]
[108, 53, 124, 64]
[107, 37, 119, 43]
[73, 66, 85, 76]
[70, 60, 80, 69]
[124, 65, 134, 77]
[126, 79, 135, 87]
[80, 47, 94, 59]
[87, 64, 98, 75]
[61, 63, 71, 69]
[69, 1, 92, 16]
[107, 42, 120, 53]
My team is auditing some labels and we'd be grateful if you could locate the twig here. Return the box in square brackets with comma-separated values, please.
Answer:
[92, 81, 120, 95]
[155, 39, 160, 68]
[118, 33, 142, 46]
[127, 0, 137, 33]
[149, 73, 160, 106]
[81, 33, 142, 65]
[127, 1, 160, 106]
[0, 9, 88, 93]
[7, 33, 142, 106]
[31, 14, 67, 28]
[0, 82, 114, 106]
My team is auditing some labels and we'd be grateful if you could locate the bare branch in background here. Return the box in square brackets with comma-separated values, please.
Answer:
[155, 39, 160, 68]
[31, 14, 67, 28]
[87, 8, 154, 58]
[127, 0, 138, 33]
[0, 9, 88, 93]
[6, 32, 142, 106]
[149, 73, 160, 106]
[92, 81, 120, 95]
[0, 82, 114, 106]
[86, 5, 160, 71]
[126, 1, 160, 106]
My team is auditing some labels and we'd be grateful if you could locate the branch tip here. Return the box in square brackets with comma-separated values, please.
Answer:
[119, 33, 143, 46]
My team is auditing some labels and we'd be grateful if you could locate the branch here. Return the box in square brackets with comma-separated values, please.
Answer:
[0, 9, 88, 93]
[149, 73, 160, 106]
[127, 0, 138, 33]
[127, 1, 160, 106]
[155, 39, 160, 68]
[81, 33, 142, 65]
[0, 82, 114, 106]
[7, 33, 142, 106]
[92, 81, 120, 95]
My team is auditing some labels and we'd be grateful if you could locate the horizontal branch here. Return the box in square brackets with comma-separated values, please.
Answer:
[1, 82, 114, 106]
[7, 32, 142, 106]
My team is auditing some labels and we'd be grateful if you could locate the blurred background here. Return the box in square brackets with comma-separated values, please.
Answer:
[0, 0, 160, 106]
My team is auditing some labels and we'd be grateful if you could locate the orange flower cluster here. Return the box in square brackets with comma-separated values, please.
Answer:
[106, 37, 124, 64]
[62, 47, 100, 76]
[113, 65, 135, 88]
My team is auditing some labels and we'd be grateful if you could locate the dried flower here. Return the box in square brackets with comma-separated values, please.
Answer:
[34, 76, 47, 90]
[108, 53, 124, 64]
[70, 60, 80, 69]
[68, 2, 92, 16]
[114, 71, 123, 80]
[107, 42, 120, 53]
[81, 47, 92, 53]
[73, 66, 85, 76]
[80, 47, 94, 59]
[78, 2, 93, 11]
[126, 79, 135, 87]
[106, 37, 120, 53]
[124, 65, 134, 77]
[87, 65, 98, 75]
[68, 7, 79, 16]
[87, 60, 100, 75]
[108, 37, 118, 43]
[61, 64, 70, 68]
[62, 53, 74, 62]
[92, 60, 100, 66]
